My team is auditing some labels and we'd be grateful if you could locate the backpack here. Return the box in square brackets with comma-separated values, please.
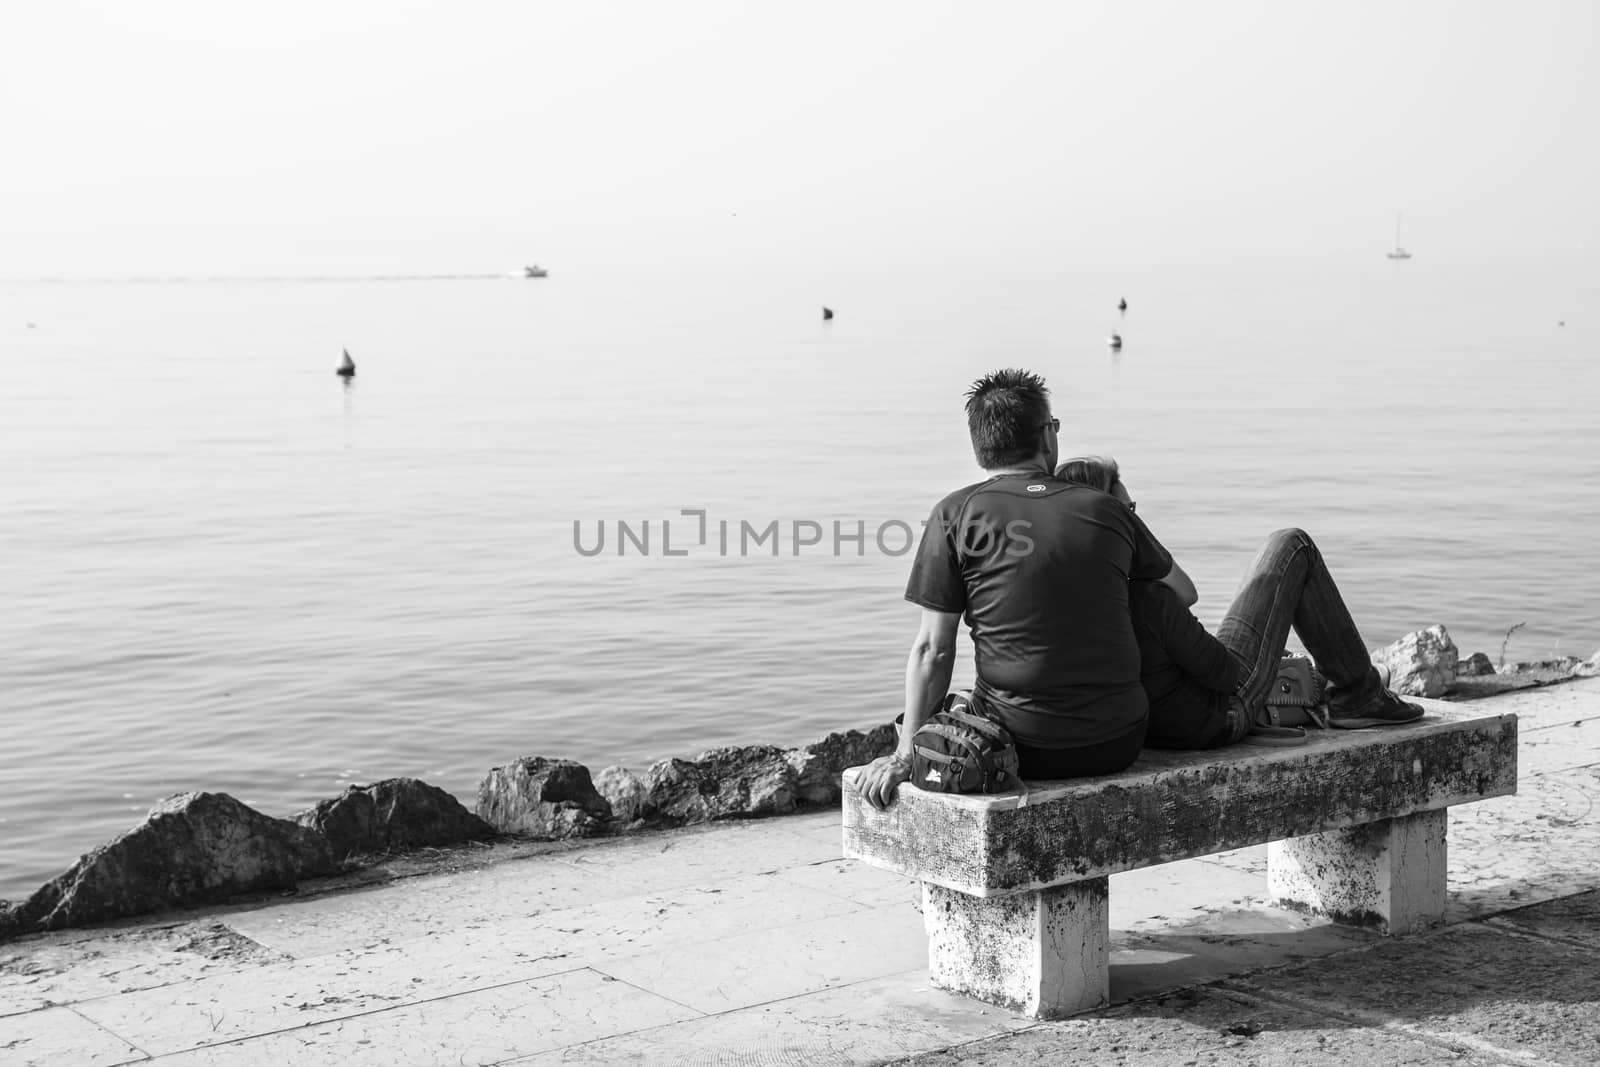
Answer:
[909, 690, 1021, 794]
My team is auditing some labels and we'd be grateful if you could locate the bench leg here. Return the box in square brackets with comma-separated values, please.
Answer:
[1267, 808, 1448, 934]
[921, 877, 1109, 1019]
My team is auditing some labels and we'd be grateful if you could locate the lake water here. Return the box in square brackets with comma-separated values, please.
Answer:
[4, 259, 1598, 899]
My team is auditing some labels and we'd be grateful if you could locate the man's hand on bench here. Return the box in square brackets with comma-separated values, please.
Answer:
[855, 753, 912, 810]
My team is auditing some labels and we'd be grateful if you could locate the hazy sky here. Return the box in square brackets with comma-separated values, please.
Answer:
[3, 0, 1594, 274]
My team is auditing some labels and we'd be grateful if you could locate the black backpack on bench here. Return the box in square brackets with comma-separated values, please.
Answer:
[909, 690, 1021, 794]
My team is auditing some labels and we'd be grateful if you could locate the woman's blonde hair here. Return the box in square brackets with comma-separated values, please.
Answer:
[1055, 454, 1121, 493]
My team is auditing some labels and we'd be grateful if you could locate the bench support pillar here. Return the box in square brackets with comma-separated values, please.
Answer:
[922, 877, 1109, 1019]
[1267, 809, 1448, 935]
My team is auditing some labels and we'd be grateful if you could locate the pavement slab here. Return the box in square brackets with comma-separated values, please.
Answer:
[884, 985, 1511, 1066]
[0, 919, 286, 1018]
[510, 972, 1035, 1067]
[1446, 764, 1600, 920]
[1225, 921, 1600, 1067]
[0, 1004, 147, 1067]
[595, 901, 929, 1014]
[70, 870, 867, 1056]
[1485, 888, 1600, 951]
[142, 968, 701, 1066]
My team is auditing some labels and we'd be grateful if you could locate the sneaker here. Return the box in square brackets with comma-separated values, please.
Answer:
[1328, 688, 1425, 729]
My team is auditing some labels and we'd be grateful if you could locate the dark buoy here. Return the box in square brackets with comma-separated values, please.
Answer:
[336, 348, 356, 378]
[1108, 332, 1123, 349]
[822, 306, 834, 321]
[1118, 297, 1127, 312]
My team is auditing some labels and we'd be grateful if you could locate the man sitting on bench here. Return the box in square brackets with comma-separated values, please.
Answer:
[855, 368, 1421, 809]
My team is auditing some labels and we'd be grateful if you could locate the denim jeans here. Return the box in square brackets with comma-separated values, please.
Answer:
[1215, 528, 1385, 734]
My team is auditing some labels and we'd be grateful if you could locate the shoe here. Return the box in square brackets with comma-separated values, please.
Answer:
[1328, 688, 1425, 729]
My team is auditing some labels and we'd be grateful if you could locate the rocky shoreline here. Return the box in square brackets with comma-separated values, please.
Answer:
[3, 625, 1597, 943]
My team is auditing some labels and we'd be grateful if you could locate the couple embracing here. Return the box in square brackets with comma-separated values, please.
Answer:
[856, 368, 1423, 809]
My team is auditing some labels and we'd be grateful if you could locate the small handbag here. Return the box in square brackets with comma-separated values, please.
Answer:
[1246, 655, 1330, 745]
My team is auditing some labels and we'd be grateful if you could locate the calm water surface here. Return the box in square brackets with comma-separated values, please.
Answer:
[3, 260, 1598, 898]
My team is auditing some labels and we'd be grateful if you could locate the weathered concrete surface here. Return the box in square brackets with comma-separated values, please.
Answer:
[1268, 808, 1448, 933]
[844, 699, 1513, 896]
[924, 878, 1109, 1018]
[0, 679, 1595, 1067]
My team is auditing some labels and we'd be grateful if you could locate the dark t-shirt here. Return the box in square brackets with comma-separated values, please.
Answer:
[1130, 580, 1244, 749]
[904, 473, 1174, 748]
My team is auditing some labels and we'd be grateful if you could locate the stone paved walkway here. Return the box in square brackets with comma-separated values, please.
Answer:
[3, 678, 1598, 1065]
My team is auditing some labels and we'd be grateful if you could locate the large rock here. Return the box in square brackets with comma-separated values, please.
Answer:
[636, 745, 798, 826]
[1372, 625, 1459, 697]
[594, 727, 898, 830]
[0, 792, 333, 940]
[787, 725, 897, 805]
[476, 758, 612, 838]
[295, 778, 494, 860]
[593, 765, 649, 827]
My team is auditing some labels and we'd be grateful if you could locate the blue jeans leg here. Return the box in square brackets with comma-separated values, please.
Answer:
[1215, 528, 1384, 722]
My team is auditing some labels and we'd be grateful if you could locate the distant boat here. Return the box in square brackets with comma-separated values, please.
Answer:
[1108, 333, 1123, 349]
[336, 348, 356, 378]
[1118, 297, 1127, 312]
[524, 264, 549, 278]
[1386, 213, 1412, 260]
[822, 306, 834, 320]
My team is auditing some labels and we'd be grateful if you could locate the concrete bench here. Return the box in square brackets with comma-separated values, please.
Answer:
[841, 699, 1516, 1019]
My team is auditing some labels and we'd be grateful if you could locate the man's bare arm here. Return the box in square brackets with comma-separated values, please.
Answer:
[858, 608, 961, 809]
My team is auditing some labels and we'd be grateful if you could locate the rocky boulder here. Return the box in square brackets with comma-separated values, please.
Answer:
[593, 765, 649, 828]
[295, 777, 495, 860]
[786, 725, 897, 805]
[1372, 624, 1459, 697]
[634, 745, 799, 826]
[0, 792, 333, 939]
[477, 758, 612, 838]
[1457, 651, 1496, 677]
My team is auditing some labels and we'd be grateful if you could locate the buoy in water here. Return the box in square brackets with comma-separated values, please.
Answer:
[336, 348, 356, 377]
[822, 306, 834, 321]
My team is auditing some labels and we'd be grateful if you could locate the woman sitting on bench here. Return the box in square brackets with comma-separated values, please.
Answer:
[1055, 456, 1425, 748]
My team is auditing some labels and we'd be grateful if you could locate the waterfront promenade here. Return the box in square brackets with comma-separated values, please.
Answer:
[3, 678, 1599, 1065]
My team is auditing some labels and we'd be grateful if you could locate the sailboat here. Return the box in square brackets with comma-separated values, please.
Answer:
[1386, 213, 1413, 260]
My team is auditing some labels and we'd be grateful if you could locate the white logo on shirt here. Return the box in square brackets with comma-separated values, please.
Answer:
[1027, 484, 1046, 492]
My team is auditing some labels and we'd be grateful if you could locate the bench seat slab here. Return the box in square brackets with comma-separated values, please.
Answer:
[1269, 808, 1448, 934]
[924, 877, 1110, 1019]
[843, 702, 1514, 898]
